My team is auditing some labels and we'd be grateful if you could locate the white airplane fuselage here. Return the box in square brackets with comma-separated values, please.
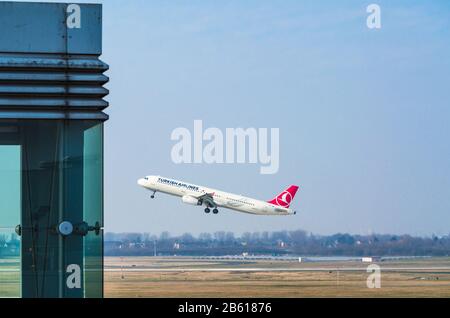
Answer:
[138, 176, 297, 216]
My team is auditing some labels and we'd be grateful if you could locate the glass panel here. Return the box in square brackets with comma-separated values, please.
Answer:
[20, 120, 63, 298]
[83, 123, 103, 298]
[0, 120, 104, 298]
[84, 123, 103, 227]
[0, 229, 20, 298]
[84, 230, 103, 298]
[0, 145, 21, 298]
[0, 146, 21, 227]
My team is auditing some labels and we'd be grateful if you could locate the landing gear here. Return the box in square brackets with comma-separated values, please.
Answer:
[151, 190, 156, 199]
[205, 207, 218, 214]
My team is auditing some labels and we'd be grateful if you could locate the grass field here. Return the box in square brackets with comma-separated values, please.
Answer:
[2, 256, 450, 297]
[104, 256, 450, 298]
[0, 257, 20, 298]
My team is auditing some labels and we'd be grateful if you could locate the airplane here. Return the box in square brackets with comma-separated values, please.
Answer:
[137, 175, 299, 216]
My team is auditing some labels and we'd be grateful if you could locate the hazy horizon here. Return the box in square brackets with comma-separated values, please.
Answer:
[102, 228, 450, 238]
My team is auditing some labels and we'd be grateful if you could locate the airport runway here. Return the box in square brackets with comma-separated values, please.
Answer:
[3, 267, 450, 273]
[2, 267, 450, 272]
[104, 266, 450, 272]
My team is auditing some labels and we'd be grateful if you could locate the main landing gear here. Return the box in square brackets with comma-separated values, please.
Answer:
[204, 208, 219, 214]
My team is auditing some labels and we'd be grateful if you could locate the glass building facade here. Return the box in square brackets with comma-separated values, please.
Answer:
[0, 120, 104, 297]
[0, 2, 108, 298]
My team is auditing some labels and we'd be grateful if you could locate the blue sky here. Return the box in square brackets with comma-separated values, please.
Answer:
[21, 0, 450, 236]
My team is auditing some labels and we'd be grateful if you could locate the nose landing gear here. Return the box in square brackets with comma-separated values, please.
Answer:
[151, 190, 156, 199]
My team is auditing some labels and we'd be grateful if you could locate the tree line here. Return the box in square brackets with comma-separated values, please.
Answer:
[104, 230, 450, 257]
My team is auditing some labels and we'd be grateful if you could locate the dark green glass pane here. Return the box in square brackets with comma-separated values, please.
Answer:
[84, 229, 103, 298]
[1, 120, 104, 298]
[83, 123, 103, 298]
[84, 123, 103, 228]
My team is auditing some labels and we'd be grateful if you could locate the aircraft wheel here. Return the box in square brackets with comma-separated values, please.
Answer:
[213, 209, 219, 214]
[151, 195, 155, 199]
[204, 208, 210, 213]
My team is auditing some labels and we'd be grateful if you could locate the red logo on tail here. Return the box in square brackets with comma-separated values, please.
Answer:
[268, 185, 299, 208]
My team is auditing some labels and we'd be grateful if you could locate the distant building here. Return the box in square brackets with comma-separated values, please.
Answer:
[129, 242, 145, 248]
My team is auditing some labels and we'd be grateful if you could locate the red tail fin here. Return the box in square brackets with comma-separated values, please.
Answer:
[268, 185, 299, 208]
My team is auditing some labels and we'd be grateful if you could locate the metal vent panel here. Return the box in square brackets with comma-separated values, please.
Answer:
[0, 53, 109, 114]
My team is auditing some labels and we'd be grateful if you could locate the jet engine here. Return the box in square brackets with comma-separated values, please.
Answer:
[182, 195, 201, 206]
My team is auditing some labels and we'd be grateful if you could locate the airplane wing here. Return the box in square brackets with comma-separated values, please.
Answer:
[196, 193, 217, 208]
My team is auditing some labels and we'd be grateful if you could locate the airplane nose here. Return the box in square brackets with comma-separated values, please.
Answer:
[137, 178, 146, 186]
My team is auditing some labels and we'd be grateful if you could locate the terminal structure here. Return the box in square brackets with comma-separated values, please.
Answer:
[0, 2, 109, 298]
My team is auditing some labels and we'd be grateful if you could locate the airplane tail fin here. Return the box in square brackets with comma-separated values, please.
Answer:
[268, 185, 299, 208]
